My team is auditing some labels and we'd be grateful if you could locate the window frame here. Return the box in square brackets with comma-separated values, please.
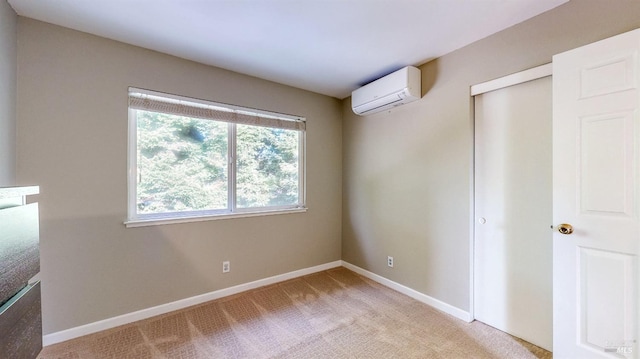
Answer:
[125, 88, 306, 228]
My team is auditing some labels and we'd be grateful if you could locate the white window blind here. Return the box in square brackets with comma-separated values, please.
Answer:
[128, 88, 305, 131]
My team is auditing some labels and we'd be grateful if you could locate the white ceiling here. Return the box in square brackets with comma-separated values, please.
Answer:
[8, 0, 568, 99]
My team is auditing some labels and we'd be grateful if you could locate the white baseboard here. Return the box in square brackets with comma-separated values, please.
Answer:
[43, 260, 342, 346]
[341, 261, 472, 323]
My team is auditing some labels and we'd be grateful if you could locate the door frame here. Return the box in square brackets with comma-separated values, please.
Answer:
[469, 63, 552, 321]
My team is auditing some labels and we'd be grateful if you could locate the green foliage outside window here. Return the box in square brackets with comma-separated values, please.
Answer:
[136, 110, 300, 215]
[236, 124, 299, 208]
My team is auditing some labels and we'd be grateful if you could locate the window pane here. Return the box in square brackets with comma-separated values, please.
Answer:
[236, 125, 300, 208]
[136, 110, 228, 214]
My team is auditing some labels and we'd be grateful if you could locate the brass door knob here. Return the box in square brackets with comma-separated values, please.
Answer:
[558, 223, 573, 235]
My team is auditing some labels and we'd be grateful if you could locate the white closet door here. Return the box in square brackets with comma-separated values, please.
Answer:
[474, 76, 553, 351]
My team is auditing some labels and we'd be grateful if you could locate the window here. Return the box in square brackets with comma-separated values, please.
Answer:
[126, 88, 306, 226]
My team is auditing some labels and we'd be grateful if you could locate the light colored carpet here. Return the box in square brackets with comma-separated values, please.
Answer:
[38, 267, 551, 358]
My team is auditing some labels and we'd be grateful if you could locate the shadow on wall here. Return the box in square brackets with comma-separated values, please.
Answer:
[421, 59, 439, 98]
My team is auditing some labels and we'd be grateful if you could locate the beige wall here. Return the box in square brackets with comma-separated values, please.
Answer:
[16, 19, 342, 335]
[342, 0, 640, 312]
[15, 0, 640, 337]
[0, 0, 16, 186]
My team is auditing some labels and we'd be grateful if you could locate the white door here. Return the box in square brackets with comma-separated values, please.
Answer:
[553, 29, 640, 358]
[474, 75, 553, 351]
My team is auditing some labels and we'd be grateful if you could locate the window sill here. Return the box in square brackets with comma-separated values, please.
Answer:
[124, 207, 307, 228]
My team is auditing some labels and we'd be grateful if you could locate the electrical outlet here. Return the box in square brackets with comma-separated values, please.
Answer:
[222, 261, 230, 273]
[387, 256, 394, 268]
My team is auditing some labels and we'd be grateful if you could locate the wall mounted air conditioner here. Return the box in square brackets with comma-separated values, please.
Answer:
[351, 66, 421, 116]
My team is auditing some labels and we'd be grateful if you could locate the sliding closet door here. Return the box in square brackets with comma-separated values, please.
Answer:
[474, 76, 552, 350]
